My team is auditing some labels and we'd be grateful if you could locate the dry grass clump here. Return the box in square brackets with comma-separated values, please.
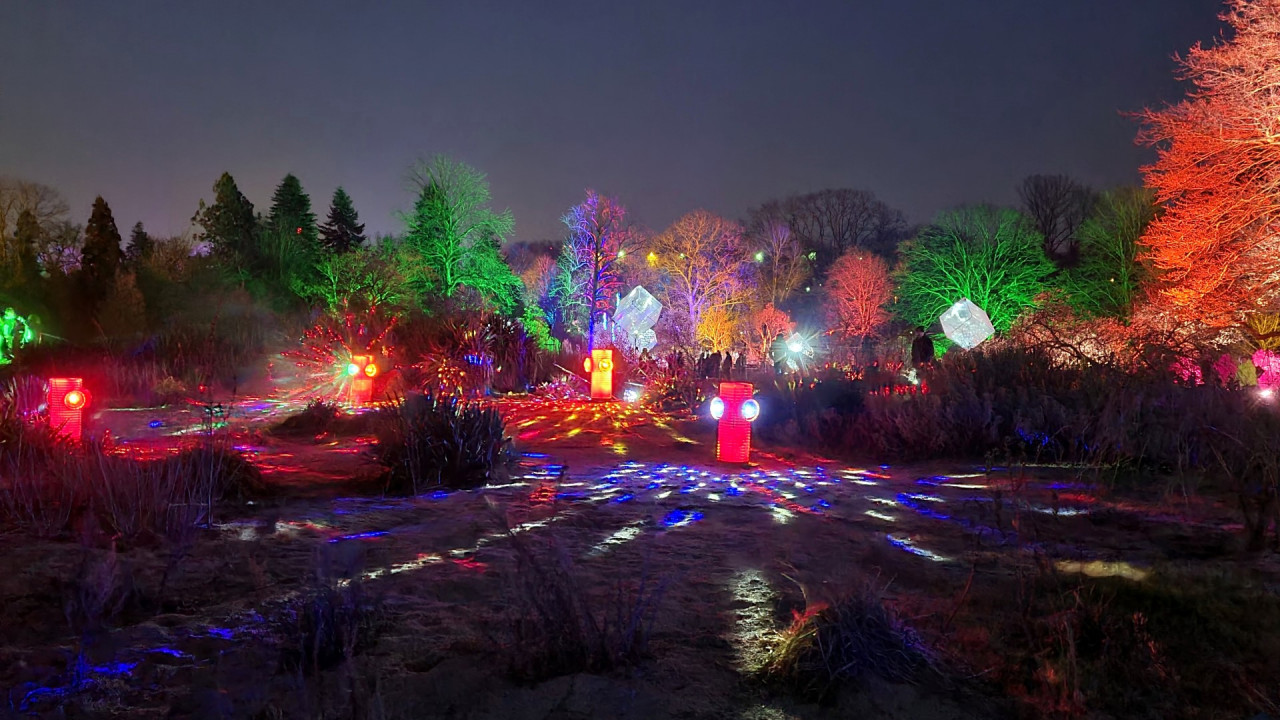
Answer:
[504, 530, 669, 681]
[374, 392, 513, 493]
[0, 405, 262, 545]
[760, 584, 936, 703]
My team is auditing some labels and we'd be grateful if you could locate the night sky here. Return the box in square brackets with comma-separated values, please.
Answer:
[0, 1, 1224, 242]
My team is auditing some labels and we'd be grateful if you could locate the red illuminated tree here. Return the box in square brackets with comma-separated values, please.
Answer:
[826, 251, 892, 341]
[1138, 0, 1280, 326]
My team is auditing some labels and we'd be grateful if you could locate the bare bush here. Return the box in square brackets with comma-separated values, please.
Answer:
[504, 530, 669, 680]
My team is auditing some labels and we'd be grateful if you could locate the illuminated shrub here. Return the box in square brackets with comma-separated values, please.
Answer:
[375, 392, 513, 493]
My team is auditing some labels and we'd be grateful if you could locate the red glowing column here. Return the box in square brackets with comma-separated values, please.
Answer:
[346, 355, 377, 406]
[47, 377, 89, 441]
[711, 381, 759, 463]
[584, 349, 614, 400]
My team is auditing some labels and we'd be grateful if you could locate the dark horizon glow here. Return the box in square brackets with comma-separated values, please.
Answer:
[0, 1, 1223, 241]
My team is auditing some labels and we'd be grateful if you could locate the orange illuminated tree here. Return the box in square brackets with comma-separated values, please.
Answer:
[1138, 0, 1280, 326]
[827, 251, 892, 341]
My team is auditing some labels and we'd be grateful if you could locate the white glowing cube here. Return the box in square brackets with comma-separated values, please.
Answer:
[939, 298, 994, 350]
[614, 286, 661, 333]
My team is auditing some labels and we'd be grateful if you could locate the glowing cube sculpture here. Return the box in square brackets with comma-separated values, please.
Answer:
[47, 377, 88, 441]
[346, 354, 377, 406]
[612, 286, 661, 352]
[939, 298, 995, 350]
[710, 382, 759, 463]
[584, 348, 614, 400]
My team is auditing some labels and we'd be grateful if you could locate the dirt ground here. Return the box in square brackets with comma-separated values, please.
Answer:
[2, 395, 1278, 719]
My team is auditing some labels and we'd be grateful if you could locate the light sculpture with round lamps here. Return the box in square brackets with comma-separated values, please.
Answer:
[711, 381, 759, 463]
[48, 377, 89, 441]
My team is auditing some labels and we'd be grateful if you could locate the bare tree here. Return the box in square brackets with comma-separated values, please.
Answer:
[648, 210, 751, 347]
[1017, 174, 1097, 263]
[750, 189, 907, 274]
[0, 177, 70, 268]
[744, 219, 808, 307]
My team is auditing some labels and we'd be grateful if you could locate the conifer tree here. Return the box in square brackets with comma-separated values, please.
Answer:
[266, 173, 317, 246]
[319, 187, 367, 253]
[192, 172, 256, 264]
[80, 196, 124, 307]
[126, 221, 153, 266]
[12, 208, 42, 288]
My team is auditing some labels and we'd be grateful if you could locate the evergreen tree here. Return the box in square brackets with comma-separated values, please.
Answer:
[125, 221, 153, 266]
[192, 172, 256, 265]
[80, 196, 124, 308]
[319, 187, 367, 253]
[12, 208, 42, 288]
[266, 173, 318, 246]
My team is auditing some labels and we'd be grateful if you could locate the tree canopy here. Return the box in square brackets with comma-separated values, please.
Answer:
[1138, 0, 1280, 325]
[895, 206, 1054, 333]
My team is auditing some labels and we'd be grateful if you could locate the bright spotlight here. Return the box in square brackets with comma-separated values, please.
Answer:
[788, 342, 803, 353]
[740, 398, 760, 421]
[709, 396, 725, 420]
[345, 363, 359, 376]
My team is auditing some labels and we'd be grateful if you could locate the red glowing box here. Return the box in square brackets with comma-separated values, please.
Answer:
[583, 349, 614, 400]
[710, 381, 759, 463]
[47, 377, 89, 441]
[346, 354, 378, 406]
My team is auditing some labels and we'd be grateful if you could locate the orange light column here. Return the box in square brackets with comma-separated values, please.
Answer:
[584, 349, 614, 400]
[346, 355, 377, 406]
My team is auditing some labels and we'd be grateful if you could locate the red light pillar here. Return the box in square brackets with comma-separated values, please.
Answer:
[47, 377, 89, 441]
[584, 349, 614, 400]
[346, 355, 377, 406]
[711, 381, 758, 463]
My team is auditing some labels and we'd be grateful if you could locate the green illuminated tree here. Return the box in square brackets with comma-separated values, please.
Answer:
[80, 196, 124, 308]
[192, 172, 256, 266]
[895, 206, 1053, 333]
[401, 156, 518, 309]
[266, 174, 318, 246]
[304, 244, 408, 313]
[319, 187, 366, 253]
[1066, 188, 1156, 319]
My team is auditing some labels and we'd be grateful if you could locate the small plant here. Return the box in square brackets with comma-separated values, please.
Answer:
[271, 400, 342, 437]
[760, 584, 936, 703]
[374, 392, 513, 493]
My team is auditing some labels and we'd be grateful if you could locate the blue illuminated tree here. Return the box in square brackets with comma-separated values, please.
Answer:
[553, 191, 633, 349]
